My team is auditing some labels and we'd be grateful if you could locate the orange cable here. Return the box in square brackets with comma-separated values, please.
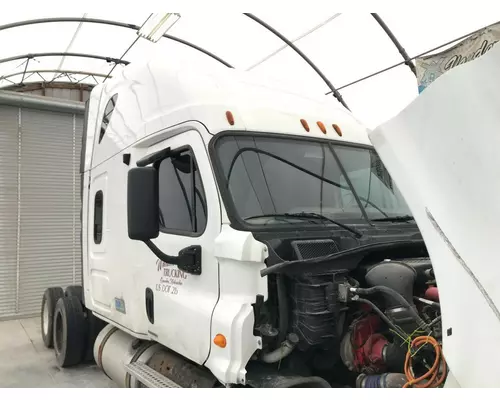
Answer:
[403, 336, 447, 388]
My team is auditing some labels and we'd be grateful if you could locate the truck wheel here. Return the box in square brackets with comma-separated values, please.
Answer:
[41, 287, 64, 348]
[53, 296, 87, 367]
[84, 312, 107, 362]
[65, 285, 83, 303]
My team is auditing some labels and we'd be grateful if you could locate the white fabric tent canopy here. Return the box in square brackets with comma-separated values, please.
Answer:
[0, 11, 498, 128]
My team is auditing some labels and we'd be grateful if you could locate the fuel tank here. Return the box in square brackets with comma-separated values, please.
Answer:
[93, 324, 218, 388]
[93, 324, 163, 388]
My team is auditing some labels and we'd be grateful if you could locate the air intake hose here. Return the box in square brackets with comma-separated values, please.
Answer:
[365, 261, 416, 307]
[357, 261, 428, 332]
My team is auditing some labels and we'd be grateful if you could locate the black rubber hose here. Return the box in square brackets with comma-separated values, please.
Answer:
[429, 315, 441, 327]
[352, 297, 407, 338]
[354, 286, 428, 329]
[276, 275, 288, 344]
[348, 277, 360, 288]
[383, 342, 407, 371]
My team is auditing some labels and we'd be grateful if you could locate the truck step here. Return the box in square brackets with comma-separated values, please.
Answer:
[126, 361, 182, 388]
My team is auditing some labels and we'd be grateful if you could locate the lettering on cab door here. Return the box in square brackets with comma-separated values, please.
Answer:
[155, 259, 188, 295]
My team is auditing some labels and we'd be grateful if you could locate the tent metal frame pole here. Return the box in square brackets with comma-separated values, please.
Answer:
[0, 17, 233, 68]
[243, 13, 349, 110]
[0, 52, 130, 66]
[325, 18, 500, 95]
[371, 13, 417, 76]
[0, 69, 110, 81]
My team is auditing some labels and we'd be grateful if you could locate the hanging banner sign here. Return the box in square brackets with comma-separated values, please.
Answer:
[416, 21, 500, 93]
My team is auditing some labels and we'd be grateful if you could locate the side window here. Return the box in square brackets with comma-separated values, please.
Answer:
[94, 191, 104, 244]
[99, 94, 118, 144]
[158, 149, 207, 235]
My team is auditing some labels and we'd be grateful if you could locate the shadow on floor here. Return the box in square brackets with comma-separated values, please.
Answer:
[0, 317, 116, 388]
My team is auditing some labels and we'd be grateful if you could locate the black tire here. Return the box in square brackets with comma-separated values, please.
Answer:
[84, 312, 107, 363]
[41, 287, 64, 348]
[64, 285, 83, 303]
[53, 295, 88, 368]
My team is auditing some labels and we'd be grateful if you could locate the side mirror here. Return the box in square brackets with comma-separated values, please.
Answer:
[127, 167, 159, 241]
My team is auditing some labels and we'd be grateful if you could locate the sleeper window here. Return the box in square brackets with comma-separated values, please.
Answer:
[99, 94, 118, 144]
[158, 149, 207, 235]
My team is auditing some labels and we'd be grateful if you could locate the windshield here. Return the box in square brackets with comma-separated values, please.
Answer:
[212, 133, 412, 226]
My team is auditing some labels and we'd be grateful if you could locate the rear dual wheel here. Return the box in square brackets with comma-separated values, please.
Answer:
[53, 295, 87, 367]
[41, 287, 65, 348]
[64, 285, 83, 302]
[41, 285, 106, 367]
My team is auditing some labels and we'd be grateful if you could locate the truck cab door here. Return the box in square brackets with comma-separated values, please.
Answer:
[142, 129, 220, 365]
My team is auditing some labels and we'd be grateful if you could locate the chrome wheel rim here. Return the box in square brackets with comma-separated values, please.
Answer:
[43, 301, 49, 335]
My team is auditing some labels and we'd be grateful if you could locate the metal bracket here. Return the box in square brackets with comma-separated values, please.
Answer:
[178, 245, 202, 275]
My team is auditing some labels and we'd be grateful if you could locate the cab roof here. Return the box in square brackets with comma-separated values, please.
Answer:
[83, 55, 373, 171]
[98, 54, 370, 141]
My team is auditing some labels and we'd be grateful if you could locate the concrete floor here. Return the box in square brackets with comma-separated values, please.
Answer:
[0, 317, 116, 388]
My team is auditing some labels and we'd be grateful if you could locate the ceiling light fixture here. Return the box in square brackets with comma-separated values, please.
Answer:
[137, 13, 181, 43]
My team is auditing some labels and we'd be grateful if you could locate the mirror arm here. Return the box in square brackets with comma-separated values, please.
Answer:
[136, 146, 184, 167]
[144, 239, 179, 264]
[136, 147, 172, 167]
[144, 240, 202, 275]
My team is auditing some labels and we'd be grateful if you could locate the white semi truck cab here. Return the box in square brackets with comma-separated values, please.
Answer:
[39, 54, 456, 388]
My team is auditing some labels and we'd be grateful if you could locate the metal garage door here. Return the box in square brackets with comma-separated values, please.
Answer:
[0, 93, 84, 319]
[0, 106, 19, 317]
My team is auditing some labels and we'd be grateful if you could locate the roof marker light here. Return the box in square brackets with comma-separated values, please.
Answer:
[300, 119, 310, 132]
[317, 121, 327, 134]
[226, 111, 235, 125]
[333, 124, 342, 137]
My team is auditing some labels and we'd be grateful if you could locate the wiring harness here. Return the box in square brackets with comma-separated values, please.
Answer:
[403, 336, 447, 388]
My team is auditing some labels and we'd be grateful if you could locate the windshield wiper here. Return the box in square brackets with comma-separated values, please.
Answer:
[288, 212, 363, 238]
[245, 212, 363, 238]
[371, 215, 415, 223]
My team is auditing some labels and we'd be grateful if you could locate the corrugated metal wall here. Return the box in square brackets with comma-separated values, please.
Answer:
[0, 107, 20, 317]
[0, 102, 83, 319]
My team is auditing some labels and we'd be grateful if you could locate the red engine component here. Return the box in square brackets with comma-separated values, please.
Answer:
[340, 314, 389, 374]
[425, 286, 439, 302]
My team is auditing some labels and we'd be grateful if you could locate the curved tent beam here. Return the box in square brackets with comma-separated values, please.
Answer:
[0, 52, 130, 66]
[325, 19, 500, 95]
[371, 13, 417, 76]
[243, 13, 349, 111]
[0, 69, 109, 80]
[0, 17, 233, 69]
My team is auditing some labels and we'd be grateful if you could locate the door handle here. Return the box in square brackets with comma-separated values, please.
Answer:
[145, 288, 154, 324]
